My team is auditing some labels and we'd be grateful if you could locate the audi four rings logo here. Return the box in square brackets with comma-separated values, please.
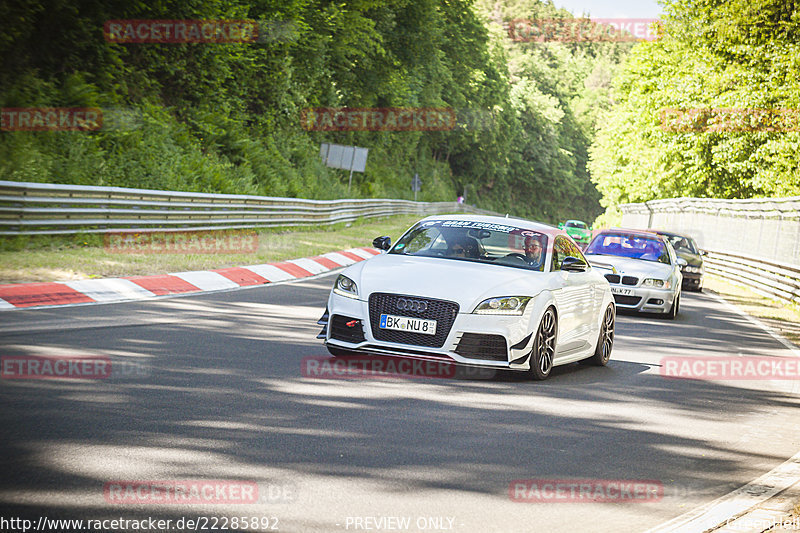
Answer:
[396, 298, 428, 312]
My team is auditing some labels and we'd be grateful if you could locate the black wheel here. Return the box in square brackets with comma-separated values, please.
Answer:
[667, 293, 680, 319]
[327, 345, 359, 357]
[585, 305, 614, 366]
[527, 307, 557, 380]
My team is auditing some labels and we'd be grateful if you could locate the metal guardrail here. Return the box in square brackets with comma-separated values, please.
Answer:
[705, 250, 800, 305]
[0, 180, 499, 235]
[620, 196, 800, 265]
[619, 195, 800, 305]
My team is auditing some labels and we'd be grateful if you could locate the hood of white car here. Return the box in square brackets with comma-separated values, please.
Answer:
[586, 254, 673, 279]
[345, 253, 551, 307]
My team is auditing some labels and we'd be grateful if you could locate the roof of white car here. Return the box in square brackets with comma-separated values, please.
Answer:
[419, 214, 560, 234]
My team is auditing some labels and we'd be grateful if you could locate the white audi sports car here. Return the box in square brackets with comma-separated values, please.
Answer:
[317, 215, 615, 380]
[584, 228, 683, 319]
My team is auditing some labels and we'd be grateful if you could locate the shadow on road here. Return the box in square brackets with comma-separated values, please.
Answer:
[1, 284, 798, 530]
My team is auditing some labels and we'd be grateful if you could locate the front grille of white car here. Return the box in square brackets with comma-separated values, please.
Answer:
[368, 292, 459, 348]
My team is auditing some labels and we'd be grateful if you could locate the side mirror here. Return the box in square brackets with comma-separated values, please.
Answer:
[373, 236, 391, 251]
[561, 256, 587, 272]
[558, 223, 564, 229]
[676, 257, 688, 267]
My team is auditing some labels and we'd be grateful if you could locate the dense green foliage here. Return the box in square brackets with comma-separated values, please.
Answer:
[0, 0, 634, 223]
[590, 0, 800, 225]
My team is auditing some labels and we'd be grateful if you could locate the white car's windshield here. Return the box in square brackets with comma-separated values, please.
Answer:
[390, 220, 549, 271]
[586, 233, 671, 264]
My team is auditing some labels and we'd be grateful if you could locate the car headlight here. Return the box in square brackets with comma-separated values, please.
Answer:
[642, 278, 671, 289]
[473, 296, 532, 315]
[333, 274, 359, 299]
[682, 266, 702, 274]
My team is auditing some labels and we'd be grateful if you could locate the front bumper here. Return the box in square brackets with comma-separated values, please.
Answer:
[610, 285, 678, 313]
[320, 292, 537, 371]
[681, 272, 703, 289]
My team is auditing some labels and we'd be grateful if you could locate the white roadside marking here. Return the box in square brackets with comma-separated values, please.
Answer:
[63, 279, 155, 302]
[245, 264, 296, 282]
[322, 252, 356, 266]
[346, 248, 377, 259]
[171, 271, 240, 291]
[289, 257, 329, 275]
[644, 449, 800, 533]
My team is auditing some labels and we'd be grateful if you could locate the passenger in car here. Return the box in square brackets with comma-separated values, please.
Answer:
[448, 236, 480, 259]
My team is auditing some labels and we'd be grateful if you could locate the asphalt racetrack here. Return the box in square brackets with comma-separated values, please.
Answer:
[1, 273, 799, 532]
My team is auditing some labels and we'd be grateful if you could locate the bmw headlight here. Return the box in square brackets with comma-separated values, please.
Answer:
[682, 265, 701, 274]
[474, 296, 532, 315]
[333, 274, 359, 299]
[642, 278, 671, 289]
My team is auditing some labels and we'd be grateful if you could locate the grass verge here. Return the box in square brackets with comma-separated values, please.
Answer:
[0, 215, 424, 284]
[703, 274, 800, 348]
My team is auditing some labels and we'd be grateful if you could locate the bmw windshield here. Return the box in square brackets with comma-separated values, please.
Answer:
[389, 220, 549, 271]
[586, 233, 671, 264]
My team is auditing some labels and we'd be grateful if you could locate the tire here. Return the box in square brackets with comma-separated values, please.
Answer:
[527, 307, 557, 380]
[667, 293, 680, 319]
[585, 305, 614, 366]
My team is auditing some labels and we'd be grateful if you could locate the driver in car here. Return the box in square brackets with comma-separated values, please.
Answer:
[524, 235, 545, 270]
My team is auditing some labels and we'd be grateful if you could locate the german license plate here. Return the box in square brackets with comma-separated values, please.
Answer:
[610, 286, 633, 296]
[379, 314, 437, 335]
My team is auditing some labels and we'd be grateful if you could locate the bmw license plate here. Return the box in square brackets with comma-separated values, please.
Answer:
[610, 286, 633, 296]
[380, 314, 437, 335]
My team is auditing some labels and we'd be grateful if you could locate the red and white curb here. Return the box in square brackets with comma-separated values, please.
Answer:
[0, 247, 380, 311]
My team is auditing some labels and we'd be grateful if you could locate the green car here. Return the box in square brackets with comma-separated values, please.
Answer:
[558, 219, 592, 247]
